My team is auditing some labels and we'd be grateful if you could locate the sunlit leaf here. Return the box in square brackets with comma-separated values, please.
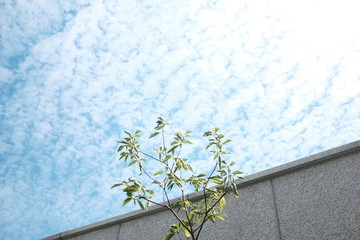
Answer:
[128, 160, 137, 166]
[168, 145, 178, 153]
[163, 155, 172, 162]
[231, 182, 239, 198]
[206, 142, 215, 149]
[123, 185, 138, 193]
[153, 171, 164, 176]
[122, 197, 132, 206]
[117, 145, 125, 152]
[146, 190, 155, 197]
[149, 132, 160, 139]
[163, 233, 174, 240]
[211, 127, 218, 133]
[219, 197, 226, 212]
[184, 229, 191, 237]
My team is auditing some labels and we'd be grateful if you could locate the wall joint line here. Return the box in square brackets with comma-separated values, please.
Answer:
[116, 223, 121, 240]
[270, 179, 283, 240]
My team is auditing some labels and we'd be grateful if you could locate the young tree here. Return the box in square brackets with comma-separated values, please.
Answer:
[112, 117, 244, 240]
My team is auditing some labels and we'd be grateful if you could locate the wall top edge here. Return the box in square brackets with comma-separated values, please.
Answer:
[40, 140, 360, 240]
[240, 140, 360, 185]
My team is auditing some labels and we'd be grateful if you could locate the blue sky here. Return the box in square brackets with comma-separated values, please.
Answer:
[1, 0, 359, 239]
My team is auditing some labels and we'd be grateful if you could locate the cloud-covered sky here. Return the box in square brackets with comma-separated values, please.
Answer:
[1, 0, 359, 239]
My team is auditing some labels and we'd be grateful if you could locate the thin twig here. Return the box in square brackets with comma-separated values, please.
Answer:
[139, 151, 162, 162]
[139, 196, 167, 208]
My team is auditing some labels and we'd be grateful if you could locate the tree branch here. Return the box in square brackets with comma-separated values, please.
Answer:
[194, 191, 227, 238]
[139, 196, 167, 208]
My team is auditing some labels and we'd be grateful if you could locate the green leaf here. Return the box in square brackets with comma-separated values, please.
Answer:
[169, 224, 178, 233]
[211, 127, 219, 133]
[231, 182, 239, 198]
[111, 183, 122, 189]
[128, 160, 137, 166]
[122, 197, 132, 206]
[119, 152, 129, 160]
[163, 155, 172, 162]
[206, 142, 215, 149]
[168, 145, 178, 153]
[221, 151, 231, 155]
[117, 145, 125, 152]
[219, 196, 226, 211]
[163, 233, 174, 240]
[167, 182, 175, 190]
[188, 212, 195, 221]
[232, 170, 244, 175]
[145, 190, 155, 197]
[184, 229, 191, 238]
[153, 171, 164, 176]
[223, 139, 232, 144]
[149, 132, 160, 139]
[184, 200, 192, 207]
[123, 185, 139, 193]
[138, 200, 145, 210]
[203, 131, 212, 137]
[210, 179, 223, 184]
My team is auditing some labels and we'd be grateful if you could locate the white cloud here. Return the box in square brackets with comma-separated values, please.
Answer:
[0, 0, 359, 239]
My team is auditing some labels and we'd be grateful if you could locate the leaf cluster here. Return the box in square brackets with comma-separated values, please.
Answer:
[112, 117, 244, 240]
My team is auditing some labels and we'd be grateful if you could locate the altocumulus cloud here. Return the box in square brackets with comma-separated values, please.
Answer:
[0, 0, 359, 239]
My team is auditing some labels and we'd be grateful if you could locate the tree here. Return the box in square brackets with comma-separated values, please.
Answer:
[112, 117, 244, 240]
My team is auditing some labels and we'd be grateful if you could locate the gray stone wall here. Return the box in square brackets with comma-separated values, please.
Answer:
[41, 140, 360, 240]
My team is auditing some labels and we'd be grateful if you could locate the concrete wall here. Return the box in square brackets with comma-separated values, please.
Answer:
[41, 140, 360, 240]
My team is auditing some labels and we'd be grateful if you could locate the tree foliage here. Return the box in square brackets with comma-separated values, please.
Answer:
[112, 117, 244, 240]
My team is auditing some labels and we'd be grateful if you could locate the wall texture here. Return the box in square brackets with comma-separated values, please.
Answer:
[41, 140, 360, 240]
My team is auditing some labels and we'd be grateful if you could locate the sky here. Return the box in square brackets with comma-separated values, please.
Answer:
[1, 0, 359, 239]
